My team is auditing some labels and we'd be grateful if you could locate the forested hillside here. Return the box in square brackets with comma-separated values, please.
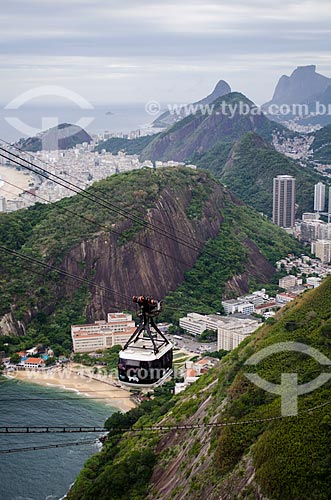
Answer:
[215, 132, 324, 217]
[0, 168, 302, 355]
[67, 275, 331, 500]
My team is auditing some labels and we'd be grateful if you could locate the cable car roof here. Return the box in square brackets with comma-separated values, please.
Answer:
[119, 340, 173, 362]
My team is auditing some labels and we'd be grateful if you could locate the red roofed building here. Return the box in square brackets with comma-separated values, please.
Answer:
[24, 357, 45, 369]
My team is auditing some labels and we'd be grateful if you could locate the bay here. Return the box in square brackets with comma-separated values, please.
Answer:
[0, 377, 115, 500]
[0, 103, 158, 143]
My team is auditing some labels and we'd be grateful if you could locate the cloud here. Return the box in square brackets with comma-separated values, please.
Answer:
[0, 0, 330, 106]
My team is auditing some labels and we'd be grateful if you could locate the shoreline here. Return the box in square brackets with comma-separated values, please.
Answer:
[4, 363, 136, 412]
[0, 164, 35, 200]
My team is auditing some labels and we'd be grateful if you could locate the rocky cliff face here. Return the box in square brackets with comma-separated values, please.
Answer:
[63, 182, 226, 320]
[265, 65, 331, 105]
[0, 168, 285, 338]
[262, 65, 331, 125]
[0, 311, 26, 336]
[224, 238, 275, 297]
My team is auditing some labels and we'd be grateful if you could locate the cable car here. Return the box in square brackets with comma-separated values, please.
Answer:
[118, 296, 173, 387]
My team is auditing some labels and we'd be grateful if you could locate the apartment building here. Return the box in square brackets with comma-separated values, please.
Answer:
[71, 313, 136, 353]
[217, 317, 260, 351]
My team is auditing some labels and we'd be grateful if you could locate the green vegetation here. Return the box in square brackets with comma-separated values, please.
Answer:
[9, 353, 21, 364]
[68, 276, 331, 500]
[213, 276, 331, 500]
[94, 134, 158, 155]
[310, 124, 331, 164]
[67, 383, 174, 500]
[197, 329, 217, 342]
[0, 167, 207, 352]
[73, 345, 122, 371]
[0, 167, 304, 356]
[16, 123, 92, 152]
[162, 203, 303, 324]
[207, 349, 228, 360]
[139, 92, 323, 216]
[141, 92, 288, 164]
[200, 132, 325, 217]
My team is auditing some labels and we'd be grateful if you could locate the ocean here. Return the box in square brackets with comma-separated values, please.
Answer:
[0, 103, 158, 143]
[0, 377, 115, 500]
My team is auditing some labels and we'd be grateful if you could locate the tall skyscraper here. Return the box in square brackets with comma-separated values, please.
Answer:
[0, 196, 6, 212]
[273, 175, 296, 228]
[328, 187, 331, 214]
[314, 182, 325, 212]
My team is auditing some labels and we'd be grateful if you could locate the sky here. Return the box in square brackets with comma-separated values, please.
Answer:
[1, 0, 331, 107]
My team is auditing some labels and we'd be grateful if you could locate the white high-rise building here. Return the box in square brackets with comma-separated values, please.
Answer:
[217, 317, 260, 351]
[273, 175, 296, 228]
[314, 182, 325, 212]
[0, 196, 6, 212]
[311, 240, 331, 264]
[328, 188, 331, 215]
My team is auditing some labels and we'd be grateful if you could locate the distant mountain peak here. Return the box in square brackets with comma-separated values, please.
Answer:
[142, 92, 286, 163]
[197, 79, 232, 105]
[295, 64, 316, 73]
[15, 123, 92, 152]
[152, 79, 231, 128]
[262, 65, 331, 126]
[265, 65, 331, 106]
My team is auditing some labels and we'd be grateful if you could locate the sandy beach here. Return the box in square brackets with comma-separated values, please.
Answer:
[0, 164, 35, 200]
[7, 363, 136, 412]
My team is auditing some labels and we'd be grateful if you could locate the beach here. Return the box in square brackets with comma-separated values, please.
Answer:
[0, 164, 35, 200]
[8, 363, 136, 412]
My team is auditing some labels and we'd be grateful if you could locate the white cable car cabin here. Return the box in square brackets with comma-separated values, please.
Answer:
[118, 296, 173, 387]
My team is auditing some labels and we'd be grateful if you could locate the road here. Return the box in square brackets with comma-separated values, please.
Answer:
[164, 333, 217, 355]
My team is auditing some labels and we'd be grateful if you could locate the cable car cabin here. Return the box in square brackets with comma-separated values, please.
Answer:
[118, 339, 173, 387]
[118, 295, 173, 387]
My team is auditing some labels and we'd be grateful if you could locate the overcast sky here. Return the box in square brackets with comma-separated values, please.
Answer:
[1, 0, 331, 106]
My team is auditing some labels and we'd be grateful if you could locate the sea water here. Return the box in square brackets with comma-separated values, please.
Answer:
[0, 377, 115, 500]
[0, 103, 158, 143]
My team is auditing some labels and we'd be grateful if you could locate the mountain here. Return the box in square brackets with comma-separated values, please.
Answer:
[15, 123, 92, 152]
[299, 85, 331, 126]
[0, 168, 302, 345]
[152, 80, 232, 129]
[141, 92, 286, 163]
[309, 124, 331, 165]
[214, 132, 325, 217]
[67, 274, 331, 500]
[94, 134, 157, 155]
[263, 66, 331, 125]
[139, 92, 324, 216]
[267, 65, 331, 105]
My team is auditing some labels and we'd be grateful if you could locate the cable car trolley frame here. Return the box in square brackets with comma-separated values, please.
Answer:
[118, 296, 173, 387]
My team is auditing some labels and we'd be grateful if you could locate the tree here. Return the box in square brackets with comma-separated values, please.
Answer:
[168, 325, 184, 335]
[10, 353, 21, 365]
[45, 356, 56, 366]
[197, 329, 217, 343]
[208, 350, 228, 360]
